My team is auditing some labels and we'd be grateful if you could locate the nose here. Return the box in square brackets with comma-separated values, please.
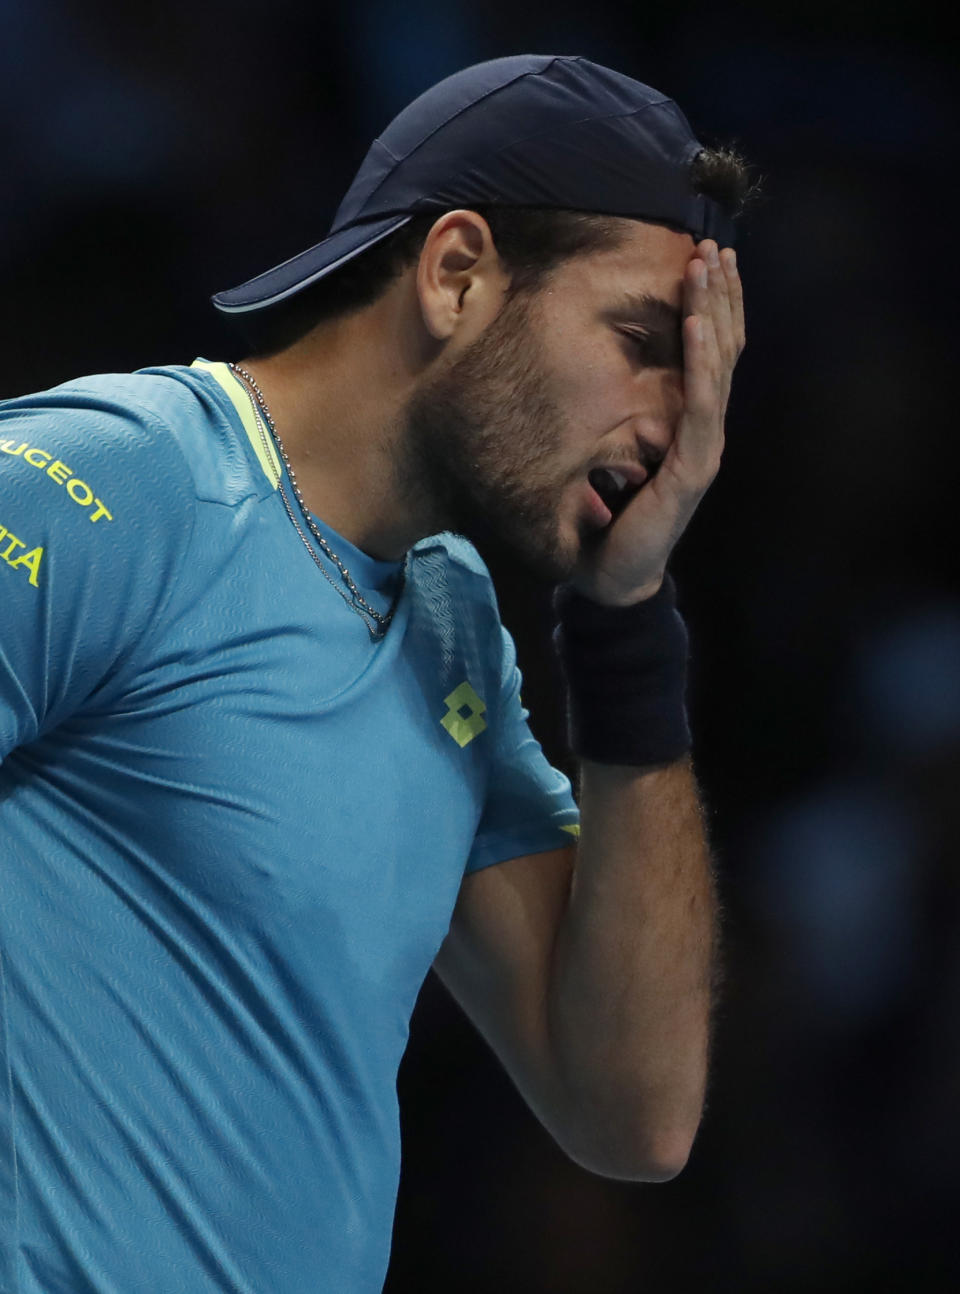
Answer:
[634, 369, 684, 462]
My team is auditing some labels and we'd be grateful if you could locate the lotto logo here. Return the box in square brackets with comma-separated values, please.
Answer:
[441, 681, 487, 748]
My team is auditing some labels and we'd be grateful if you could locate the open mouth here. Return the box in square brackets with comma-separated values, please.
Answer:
[587, 467, 639, 518]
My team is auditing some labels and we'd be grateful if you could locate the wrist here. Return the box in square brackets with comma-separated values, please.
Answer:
[552, 574, 691, 767]
[568, 571, 666, 608]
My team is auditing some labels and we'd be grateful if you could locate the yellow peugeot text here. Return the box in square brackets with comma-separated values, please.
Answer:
[0, 439, 113, 522]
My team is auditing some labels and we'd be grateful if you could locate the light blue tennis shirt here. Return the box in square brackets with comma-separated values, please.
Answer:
[0, 361, 579, 1294]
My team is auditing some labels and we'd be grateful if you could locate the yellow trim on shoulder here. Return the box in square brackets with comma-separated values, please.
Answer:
[561, 823, 581, 839]
[191, 359, 281, 488]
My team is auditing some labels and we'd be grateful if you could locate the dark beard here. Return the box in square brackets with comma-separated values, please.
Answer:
[395, 291, 584, 585]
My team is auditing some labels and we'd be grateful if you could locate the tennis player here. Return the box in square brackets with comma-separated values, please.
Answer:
[0, 55, 748, 1293]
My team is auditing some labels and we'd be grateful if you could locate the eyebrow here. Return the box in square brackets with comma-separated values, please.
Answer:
[609, 292, 683, 331]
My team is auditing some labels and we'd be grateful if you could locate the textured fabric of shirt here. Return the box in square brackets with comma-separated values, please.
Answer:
[0, 360, 579, 1294]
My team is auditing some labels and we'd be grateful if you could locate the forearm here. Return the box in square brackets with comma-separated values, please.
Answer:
[547, 755, 718, 1179]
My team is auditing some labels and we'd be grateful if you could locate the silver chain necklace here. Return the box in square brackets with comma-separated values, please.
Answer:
[229, 362, 406, 640]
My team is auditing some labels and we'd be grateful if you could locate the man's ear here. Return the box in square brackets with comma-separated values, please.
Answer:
[416, 210, 510, 341]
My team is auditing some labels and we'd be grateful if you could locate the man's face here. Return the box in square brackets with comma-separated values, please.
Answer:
[403, 219, 695, 583]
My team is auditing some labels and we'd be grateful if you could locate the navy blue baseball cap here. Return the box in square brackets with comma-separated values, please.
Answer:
[212, 54, 735, 315]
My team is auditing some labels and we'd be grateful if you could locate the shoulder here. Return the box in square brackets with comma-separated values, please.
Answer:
[409, 531, 505, 623]
[133, 363, 276, 503]
[0, 364, 267, 511]
[0, 373, 203, 590]
[0, 374, 198, 572]
[406, 534, 517, 697]
[412, 531, 494, 582]
[0, 370, 196, 507]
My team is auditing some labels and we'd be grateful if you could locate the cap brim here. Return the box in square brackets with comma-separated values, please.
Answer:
[211, 214, 413, 315]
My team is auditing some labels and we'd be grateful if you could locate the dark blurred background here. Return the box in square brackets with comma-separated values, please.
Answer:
[3, 1, 957, 1289]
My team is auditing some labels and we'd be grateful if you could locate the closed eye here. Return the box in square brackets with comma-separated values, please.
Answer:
[622, 327, 655, 353]
[620, 327, 682, 370]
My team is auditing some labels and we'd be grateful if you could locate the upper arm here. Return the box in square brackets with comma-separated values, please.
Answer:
[434, 598, 581, 1126]
[461, 620, 579, 875]
[0, 390, 194, 759]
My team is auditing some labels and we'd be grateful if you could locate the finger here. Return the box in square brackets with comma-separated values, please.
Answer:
[683, 313, 718, 431]
[674, 304, 724, 484]
[685, 255, 722, 395]
[721, 246, 746, 355]
[699, 240, 736, 369]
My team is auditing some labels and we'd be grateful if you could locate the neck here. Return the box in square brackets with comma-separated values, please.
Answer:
[236, 279, 441, 562]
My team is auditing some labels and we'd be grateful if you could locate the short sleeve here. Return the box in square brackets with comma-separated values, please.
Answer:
[0, 385, 196, 760]
[465, 622, 580, 874]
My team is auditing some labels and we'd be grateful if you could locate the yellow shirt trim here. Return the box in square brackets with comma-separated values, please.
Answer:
[191, 359, 281, 488]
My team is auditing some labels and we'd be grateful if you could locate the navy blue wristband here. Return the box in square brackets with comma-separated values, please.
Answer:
[552, 574, 691, 766]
